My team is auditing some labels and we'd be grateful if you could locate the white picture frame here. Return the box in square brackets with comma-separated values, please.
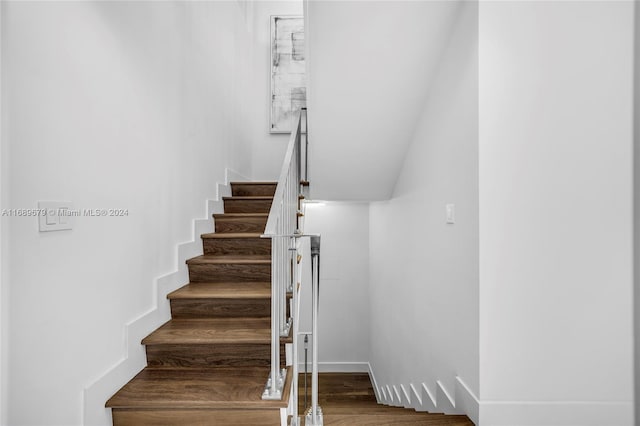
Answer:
[270, 15, 306, 133]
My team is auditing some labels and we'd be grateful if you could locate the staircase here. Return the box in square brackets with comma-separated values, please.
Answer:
[106, 180, 476, 425]
[106, 182, 292, 425]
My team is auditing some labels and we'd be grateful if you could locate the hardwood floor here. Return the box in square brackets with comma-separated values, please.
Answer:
[223, 196, 274, 213]
[201, 232, 271, 256]
[108, 367, 289, 409]
[213, 213, 269, 233]
[186, 255, 271, 283]
[298, 373, 475, 426]
[321, 415, 474, 425]
[167, 281, 289, 320]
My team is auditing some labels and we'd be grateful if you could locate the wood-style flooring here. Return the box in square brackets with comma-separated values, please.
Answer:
[298, 373, 475, 425]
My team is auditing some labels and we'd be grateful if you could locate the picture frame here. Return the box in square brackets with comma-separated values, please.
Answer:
[270, 15, 306, 133]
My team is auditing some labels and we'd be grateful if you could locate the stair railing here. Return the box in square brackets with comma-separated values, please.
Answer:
[261, 109, 322, 426]
[306, 235, 322, 426]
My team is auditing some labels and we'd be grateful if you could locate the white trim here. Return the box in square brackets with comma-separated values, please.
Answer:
[367, 362, 381, 403]
[421, 382, 437, 412]
[479, 400, 633, 426]
[392, 385, 402, 407]
[367, 365, 630, 426]
[380, 386, 388, 403]
[436, 380, 461, 414]
[224, 168, 250, 184]
[82, 169, 240, 426]
[409, 383, 422, 408]
[400, 383, 411, 408]
[386, 385, 394, 404]
[455, 376, 479, 425]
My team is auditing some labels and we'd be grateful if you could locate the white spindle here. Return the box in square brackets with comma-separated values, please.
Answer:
[262, 110, 320, 426]
[262, 111, 303, 401]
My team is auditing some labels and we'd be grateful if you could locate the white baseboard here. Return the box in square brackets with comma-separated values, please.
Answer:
[455, 376, 479, 424]
[370, 362, 478, 423]
[446, 377, 633, 426]
[410, 383, 423, 409]
[379, 386, 388, 403]
[420, 382, 437, 412]
[386, 385, 397, 406]
[400, 384, 411, 408]
[479, 400, 633, 426]
[368, 364, 632, 426]
[367, 362, 382, 403]
[391, 385, 403, 407]
[436, 380, 462, 415]
[82, 169, 240, 426]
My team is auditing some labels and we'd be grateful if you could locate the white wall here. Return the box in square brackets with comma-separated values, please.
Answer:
[2, 1, 252, 424]
[634, 1, 639, 423]
[479, 2, 634, 424]
[0, 3, 6, 424]
[247, 1, 304, 181]
[298, 202, 370, 370]
[368, 0, 479, 413]
[307, 0, 461, 201]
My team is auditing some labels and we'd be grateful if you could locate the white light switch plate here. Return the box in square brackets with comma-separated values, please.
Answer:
[446, 204, 455, 224]
[38, 201, 74, 232]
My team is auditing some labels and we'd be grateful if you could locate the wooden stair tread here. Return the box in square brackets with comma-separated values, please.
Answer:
[106, 367, 290, 409]
[142, 318, 292, 345]
[223, 196, 273, 214]
[213, 214, 270, 233]
[186, 255, 270, 265]
[201, 232, 264, 239]
[168, 282, 271, 299]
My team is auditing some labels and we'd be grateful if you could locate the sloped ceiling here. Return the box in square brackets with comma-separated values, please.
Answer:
[307, 0, 462, 201]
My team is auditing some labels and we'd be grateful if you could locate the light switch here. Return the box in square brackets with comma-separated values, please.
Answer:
[446, 204, 455, 224]
[38, 201, 74, 232]
[58, 208, 69, 225]
[45, 209, 57, 225]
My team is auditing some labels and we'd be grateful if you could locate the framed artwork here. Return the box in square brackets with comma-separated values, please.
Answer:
[270, 16, 306, 133]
